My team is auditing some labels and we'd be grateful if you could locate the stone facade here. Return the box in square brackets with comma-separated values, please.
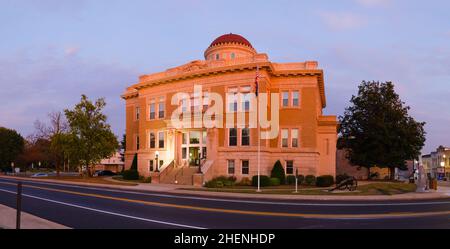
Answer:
[122, 34, 338, 184]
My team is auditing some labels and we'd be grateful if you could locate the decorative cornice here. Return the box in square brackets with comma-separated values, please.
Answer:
[122, 57, 327, 108]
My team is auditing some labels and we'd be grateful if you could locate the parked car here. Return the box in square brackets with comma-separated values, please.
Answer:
[95, 170, 116, 177]
[31, 173, 49, 178]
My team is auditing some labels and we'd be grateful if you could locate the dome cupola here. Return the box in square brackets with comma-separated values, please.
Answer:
[204, 33, 257, 61]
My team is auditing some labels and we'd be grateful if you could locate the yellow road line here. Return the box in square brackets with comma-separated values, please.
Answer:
[1, 181, 449, 219]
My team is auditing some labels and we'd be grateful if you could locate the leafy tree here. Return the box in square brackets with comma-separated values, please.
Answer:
[339, 81, 426, 179]
[17, 138, 52, 170]
[64, 95, 119, 177]
[33, 111, 69, 176]
[0, 127, 25, 171]
[271, 160, 286, 185]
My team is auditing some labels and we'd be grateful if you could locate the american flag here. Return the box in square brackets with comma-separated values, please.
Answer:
[255, 66, 260, 97]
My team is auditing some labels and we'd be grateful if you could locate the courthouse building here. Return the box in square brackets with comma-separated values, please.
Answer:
[122, 34, 338, 185]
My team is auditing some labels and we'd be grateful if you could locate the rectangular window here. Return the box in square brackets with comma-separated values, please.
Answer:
[193, 92, 201, 112]
[282, 129, 289, 148]
[241, 128, 250, 146]
[189, 131, 201, 144]
[291, 129, 298, 148]
[202, 131, 207, 144]
[203, 92, 209, 110]
[228, 88, 238, 112]
[182, 133, 187, 145]
[149, 103, 155, 120]
[242, 94, 251, 111]
[159, 160, 164, 168]
[158, 132, 164, 148]
[149, 132, 156, 148]
[228, 160, 235, 174]
[149, 160, 154, 172]
[182, 148, 187, 159]
[282, 92, 289, 107]
[292, 91, 299, 107]
[158, 99, 165, 118]
[229, 128, 237, 146]
[181, 99, 188, 113]
[242, 160, 249, 175]
[135, 107, 140, 120]
[286, 160, 294, 175]
[202, 147, 207, 159]
[136, 135, 140, 150]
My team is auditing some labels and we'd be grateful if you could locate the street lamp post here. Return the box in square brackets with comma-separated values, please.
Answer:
[155, 151, 160, 173]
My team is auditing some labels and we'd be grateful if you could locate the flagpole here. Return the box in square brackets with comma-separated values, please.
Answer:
[256, 65, 261, 193]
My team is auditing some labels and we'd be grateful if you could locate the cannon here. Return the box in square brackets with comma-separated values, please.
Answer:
[329, 177, 358, 192]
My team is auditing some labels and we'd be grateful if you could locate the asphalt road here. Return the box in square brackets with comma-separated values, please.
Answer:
[0, 177, 449, 229]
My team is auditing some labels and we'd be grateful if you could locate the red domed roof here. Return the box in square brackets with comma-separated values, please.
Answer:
[209, 33, 253, 48]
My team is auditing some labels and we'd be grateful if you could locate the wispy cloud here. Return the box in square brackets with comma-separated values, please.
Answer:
[318, 11, 367, 31]
[355, 0, 391, 8]
[0, 46, 137, 137]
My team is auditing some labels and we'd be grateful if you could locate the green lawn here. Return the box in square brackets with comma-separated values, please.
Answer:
[181, 182, 417, 196]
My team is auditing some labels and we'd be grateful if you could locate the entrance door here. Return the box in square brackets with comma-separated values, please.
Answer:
[189, 147, 200, 166]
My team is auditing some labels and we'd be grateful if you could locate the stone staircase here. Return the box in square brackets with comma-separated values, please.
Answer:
[159, 165, 199, 185]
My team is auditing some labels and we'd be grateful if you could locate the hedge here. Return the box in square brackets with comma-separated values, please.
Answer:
[269, 177, 280, 186]
[305, 175, 316, 186]
[316, 175, 334, 187]
[286, 175, 297, 185]
[122, 170, 139, 180]
[204, 176, 236, 188]
[252, 175, 271, 187]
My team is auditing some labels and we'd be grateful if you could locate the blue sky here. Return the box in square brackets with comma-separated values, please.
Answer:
[0, 0, 449, 154]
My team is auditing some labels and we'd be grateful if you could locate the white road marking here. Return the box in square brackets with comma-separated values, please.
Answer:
[1, 177, 449, 207]
[0, 188, 206, 229]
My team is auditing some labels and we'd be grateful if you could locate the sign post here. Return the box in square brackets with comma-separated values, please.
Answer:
[294, 168, 299, 193]
[16, 182, 22, 229]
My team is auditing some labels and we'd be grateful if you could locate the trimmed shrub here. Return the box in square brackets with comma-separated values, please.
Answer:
[252, 175, 271, 187]
[336, 174, 351, 184]
[237, 177, 252, 186]
[316, 175, 335, 187]
[286, 175, 297, 185]
[130, 153, 138, 171]
[297, 175, 305, 185]
[205, 179, 223, 188]
[269, 177, 280, 186]
[122, 170, 139, 180]
[305, 175, 316, 186]
[205, 176, 236, 188]
[271, 160, 286, 185]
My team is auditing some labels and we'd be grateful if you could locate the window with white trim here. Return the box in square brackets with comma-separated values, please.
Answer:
[242, 160, 249, 175]
[286, 160, 294, 175]
[135, 107, 140, 120]
[158, 132, 165, 148]
[149, 103, 155, 120]
[241, 128, 250, 146]
[229, 128, 237, 146]
[149, 132, 156, 149]
[158, 98, 165, 118]
[292, 91, 299, 107]
[281, 129, 289, 148]
[282, 92, 289, 107]
[291, 129, 299, 148]
[228, 160, 235, 174]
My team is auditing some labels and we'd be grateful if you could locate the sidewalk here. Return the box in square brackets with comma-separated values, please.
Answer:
[0, 204, 69, 229]
[1, 175, 449, 201]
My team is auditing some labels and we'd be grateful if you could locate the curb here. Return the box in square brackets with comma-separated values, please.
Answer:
[1, 175, 449, 202]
